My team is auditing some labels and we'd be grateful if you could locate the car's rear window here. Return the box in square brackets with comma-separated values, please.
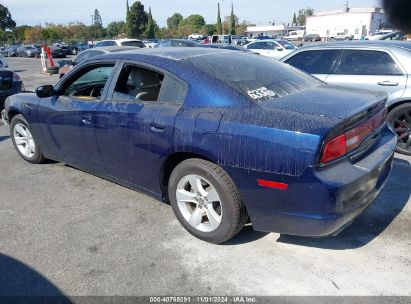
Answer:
[184, 52, 321, 101]
[121, 41, 145, 48]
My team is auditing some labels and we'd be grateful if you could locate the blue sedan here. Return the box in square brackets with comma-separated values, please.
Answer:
[3, 48, 396, 243]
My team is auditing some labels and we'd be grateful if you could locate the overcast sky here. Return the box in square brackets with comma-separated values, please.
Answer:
[3, 0, 382, 28]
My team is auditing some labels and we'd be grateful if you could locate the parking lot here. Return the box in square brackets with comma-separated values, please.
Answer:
[0, 57, 410, 296]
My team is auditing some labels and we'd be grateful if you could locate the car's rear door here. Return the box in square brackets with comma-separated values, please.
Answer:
[93, 62, 187, 193]
[283, 49, 342, 81]
[326, 49, 407, 99]
[38, 61, 117, 172]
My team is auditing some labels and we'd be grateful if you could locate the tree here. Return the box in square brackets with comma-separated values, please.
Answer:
[126, 1, 148, 38]
[216, 3, 222, 35]
[145, 7, 155, 39]
[0, 4, 16, 31]
[180, 14, 205, 32]
[296, 8, 314, 26]
[94, 9, 103, 27]
[167, 13, 183, 30]
[107, 21, 126, 38]
[13, 25, 32, 42]
[292, 13, 297, 26]
[229, 3, 236, 35]
[202, 24, 216, 36]
[24, 27, 43, 43]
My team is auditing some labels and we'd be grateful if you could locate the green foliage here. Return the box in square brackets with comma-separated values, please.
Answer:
[296, 7, 314, 26]
[0, 4, 15, 31]
[94, 9, 103, 28]
[202, 24, 216, 36]
[229, 4, 236, 35]
[145, 7, 155, 39]
[13, 25, 32, 42]
[180, 14, 205, 32]
[292, 13, 297, 26]
[107, 21, 127, 38]
[167, 13, 183, 30]
[216, 3, 222, 35]
[126, 1, 148, 38]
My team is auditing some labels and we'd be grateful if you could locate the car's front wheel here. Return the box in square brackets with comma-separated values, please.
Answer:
[10, 114, 46, 164]
[387, 103, 411, 155]
[168, 159, 247, 244]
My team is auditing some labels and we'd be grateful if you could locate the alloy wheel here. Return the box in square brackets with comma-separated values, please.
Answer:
[176, 174, 223, 233]
[13, 123, 36, 158]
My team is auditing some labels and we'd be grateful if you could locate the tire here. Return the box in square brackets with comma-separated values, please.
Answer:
[168, 158, 248, 244]
[10, 114, 46, 164]
[46, 66, 59, 75]
[387, 103, 411, 155]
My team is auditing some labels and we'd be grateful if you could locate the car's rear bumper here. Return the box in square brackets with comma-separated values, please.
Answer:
[226, 126, 396, 237]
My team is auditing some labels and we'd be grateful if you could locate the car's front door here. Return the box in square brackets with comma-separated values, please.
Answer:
[326, 49, 407, 100]
[93, 63, 187, 193]
[37, 62, 116, 172]
[283, 49, 342, 82]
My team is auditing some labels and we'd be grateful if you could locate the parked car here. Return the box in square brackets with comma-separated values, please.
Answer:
[143, 39, 160, 48]
[49, 46, 66, 58]
[2, 48, 396, 243]
[17, 45, 40, 57]
[156, 39, 254, 53]
[0, 55, 8, 68]
[281, 41, 411, 155]
[58, 46, 141, 78]
[94, 39, 146, 48]
[377, 31, 406, 41]
[244, 39, 297, 59]
[0, 68, 23, 110]
[330, 32, 353, 41]
[0, 46, 18, 57]
[303, 34, 321, 42]
[284, 30, 305, 41]
[366, 30, 394, 40]
[188, 33, 203, 40]
[70, 43, 92, 54]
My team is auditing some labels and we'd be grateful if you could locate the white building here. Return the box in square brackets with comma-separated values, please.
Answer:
[306, 4, 387, 39]
[245, 25, 305, 38]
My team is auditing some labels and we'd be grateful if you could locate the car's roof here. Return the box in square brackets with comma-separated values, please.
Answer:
[297, 41, 411, 51]
[101, 47, 247, 61]
[84, 46, 141, 53]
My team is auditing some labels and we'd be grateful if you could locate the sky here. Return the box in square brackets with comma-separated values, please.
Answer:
[3, 0, 382, 28]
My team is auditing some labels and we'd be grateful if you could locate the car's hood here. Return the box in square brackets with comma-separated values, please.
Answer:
[258, 84, 387, 120]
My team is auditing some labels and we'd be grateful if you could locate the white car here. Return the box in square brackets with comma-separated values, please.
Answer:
[188, 33, 203, 40]
[330, 32, 353, 41]
[94, 39, 146, 48]
[284, 30, 305, 41]
[244, 39, 297, 59]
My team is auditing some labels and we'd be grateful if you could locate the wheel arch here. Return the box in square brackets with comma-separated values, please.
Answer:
[160, 152, 214, 203]
[388, 99, 410, 111]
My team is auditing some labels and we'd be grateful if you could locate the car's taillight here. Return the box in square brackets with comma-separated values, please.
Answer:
[320, 107, 387, 165]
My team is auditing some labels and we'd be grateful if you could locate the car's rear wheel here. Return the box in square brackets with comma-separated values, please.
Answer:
[168, 159, 247, 244]
[387, 103, 411, 155]
[10, 114, 46, 164]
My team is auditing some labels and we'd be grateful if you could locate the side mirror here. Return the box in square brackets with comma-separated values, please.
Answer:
[276, 47, 283, 51]
[36, 85, 55, 98]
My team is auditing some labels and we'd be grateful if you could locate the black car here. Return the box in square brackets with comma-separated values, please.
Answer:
[49, 47, 66, 58]
[0, 68, 23, 111]
[303, 34, 321, 42]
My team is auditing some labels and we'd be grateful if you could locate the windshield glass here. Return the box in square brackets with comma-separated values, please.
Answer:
[276, 40, 296, 50]
[185, 52, 320, 101]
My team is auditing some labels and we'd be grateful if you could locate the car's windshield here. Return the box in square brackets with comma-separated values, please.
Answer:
[185, 52, 320, 101]
[276, 40, 296, 50]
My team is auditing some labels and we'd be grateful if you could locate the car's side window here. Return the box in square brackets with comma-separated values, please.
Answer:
[112, 65, 164, 102]
[266, 42, 276, 50]
[248, 42, 264, 50]
[60, 65, 115, 100]
[73, 51, 91, 65]
[158, 76, 187, 104]
[335, 50, 403, 75]
[285, 50, 340, 74]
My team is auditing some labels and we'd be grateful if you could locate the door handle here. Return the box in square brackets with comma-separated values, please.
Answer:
[150, 122, 165, 133]
[81, 116, 93, 125]
[377, 81, 399, 87]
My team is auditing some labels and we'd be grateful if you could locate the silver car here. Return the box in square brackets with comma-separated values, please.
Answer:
[281, 41, 411, 155]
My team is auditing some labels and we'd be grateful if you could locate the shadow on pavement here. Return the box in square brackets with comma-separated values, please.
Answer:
[0, 253, 71, 303]
[0, 136, 9, 142]
[223, 225, 269, 245]
[277, 157, 411, 249]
